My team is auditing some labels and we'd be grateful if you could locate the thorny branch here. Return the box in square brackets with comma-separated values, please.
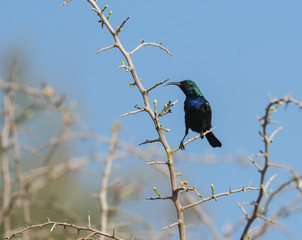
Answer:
[240, 95, 302, 240]
[130, 42, 172, 56]
[116, 16, 131, 35]
[183, 186, 259, 210]
[5, 219, 126, 240]
[84, 1, 186, 239]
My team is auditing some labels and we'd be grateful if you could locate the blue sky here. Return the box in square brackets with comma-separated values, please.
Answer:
[1, 0, 302, 239]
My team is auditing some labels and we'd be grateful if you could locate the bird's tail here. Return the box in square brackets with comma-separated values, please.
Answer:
[205, 132, 222, 148]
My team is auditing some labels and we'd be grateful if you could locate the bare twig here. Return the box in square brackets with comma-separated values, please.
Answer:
[161, 221, 179, 231]
[269, 162, 297, 176]
[146, 78, 169, 92]
[264, 174, 278, 194]
[183, 186, 259, 210]
[268, 126, 283, 143]
[118, 108, 145, 119]
[147, 196, 172, 200]
[59, 0, 72, 8]
[257, 215, 278, 225]
[130, 42, 172, 56]
[147, 161, 167, 165]
[116, 16, 131, 35]
[138, 138, 160, 145]
[236, 201, 249, 219]
[94, 44, 116, 55]
[247, 156, 262, 172]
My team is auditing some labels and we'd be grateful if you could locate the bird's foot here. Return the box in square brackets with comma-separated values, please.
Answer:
[200, 133, 205, 139]
[179, 141, 185, 150]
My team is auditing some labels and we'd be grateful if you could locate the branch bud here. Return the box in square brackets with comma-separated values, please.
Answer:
[153, 99, 157, 114]
[211, 184, 217, 201]
[153, 187, 160, 196]
[101, 5, 108, 12]
[107, 11, 112, 20]
[166, 148, 170, 164]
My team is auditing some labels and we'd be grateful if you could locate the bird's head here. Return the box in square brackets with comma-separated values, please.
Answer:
[165, 80, 202, 98]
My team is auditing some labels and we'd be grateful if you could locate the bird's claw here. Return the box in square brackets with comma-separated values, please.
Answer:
[179, 142, 185, 150]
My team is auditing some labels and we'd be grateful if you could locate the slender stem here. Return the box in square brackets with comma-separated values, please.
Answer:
[99, 125, 119, 237]
[0, 60, 19, 236]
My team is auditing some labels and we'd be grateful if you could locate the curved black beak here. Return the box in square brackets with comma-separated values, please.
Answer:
[164, 81, 181, 87]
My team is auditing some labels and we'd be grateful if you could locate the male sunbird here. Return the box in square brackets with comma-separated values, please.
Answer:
[165, 80, 222, 150]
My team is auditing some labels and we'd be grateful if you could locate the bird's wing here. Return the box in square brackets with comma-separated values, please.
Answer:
[184, 100, 212, 132]
[204, 101, 212, 117]
[198, 101, 212, 122]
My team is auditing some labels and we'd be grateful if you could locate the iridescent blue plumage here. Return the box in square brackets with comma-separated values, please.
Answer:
[185, 97, 207, 109]
[165, 80, 222, 149]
